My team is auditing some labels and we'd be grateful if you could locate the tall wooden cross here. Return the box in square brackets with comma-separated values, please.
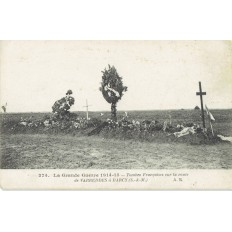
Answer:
[196, 82, 206, 128]
[83, 99, 91, 120]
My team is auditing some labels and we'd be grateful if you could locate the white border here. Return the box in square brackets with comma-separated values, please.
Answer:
[1, 0, 232, 39]
[1, 0, 231, 232]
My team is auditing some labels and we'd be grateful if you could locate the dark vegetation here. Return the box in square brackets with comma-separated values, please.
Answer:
[1, 109, 231, 145]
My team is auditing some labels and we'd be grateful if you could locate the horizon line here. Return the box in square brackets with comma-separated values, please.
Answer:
[1, 108, 232, 114]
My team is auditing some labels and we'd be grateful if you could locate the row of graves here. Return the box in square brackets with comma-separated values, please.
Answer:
[2, 86, 231, 144]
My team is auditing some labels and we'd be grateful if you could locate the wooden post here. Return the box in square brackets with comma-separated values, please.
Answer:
[209, 120, 214, 136]
[196, 82, 206, 129]
[205, 105, 215, 137]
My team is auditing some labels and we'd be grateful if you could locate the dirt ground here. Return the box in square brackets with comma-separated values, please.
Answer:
[1, 134, 231, 169]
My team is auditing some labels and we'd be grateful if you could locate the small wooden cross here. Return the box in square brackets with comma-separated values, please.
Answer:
[83, 99, 91, 120]
[196, 82, 206, 128]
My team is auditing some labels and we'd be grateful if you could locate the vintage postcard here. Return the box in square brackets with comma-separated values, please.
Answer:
[0, 40, 232, 190]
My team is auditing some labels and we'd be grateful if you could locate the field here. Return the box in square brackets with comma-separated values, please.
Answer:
[0, 109, 232, 169]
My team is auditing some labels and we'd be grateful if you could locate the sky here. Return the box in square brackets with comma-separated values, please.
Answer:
[0, 40, 232, 112]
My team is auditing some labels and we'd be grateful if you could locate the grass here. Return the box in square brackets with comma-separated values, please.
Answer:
[1, 133, 232, 169]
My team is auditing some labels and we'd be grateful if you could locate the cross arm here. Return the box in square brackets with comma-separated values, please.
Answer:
[196, 92, 206, 96]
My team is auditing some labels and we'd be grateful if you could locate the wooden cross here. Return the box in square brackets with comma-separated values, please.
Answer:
[196, 82, 206, 128]
[83, 99, 91, 120]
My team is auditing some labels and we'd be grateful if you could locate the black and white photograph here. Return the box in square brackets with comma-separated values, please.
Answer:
[0, 40, 232, 189]
[1, 1, 232, 232]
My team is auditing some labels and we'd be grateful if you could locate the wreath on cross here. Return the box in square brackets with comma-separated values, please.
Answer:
[100, 65, 128, 119]
[100, 65, 127, 104]
[52, 90, 75, 118]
